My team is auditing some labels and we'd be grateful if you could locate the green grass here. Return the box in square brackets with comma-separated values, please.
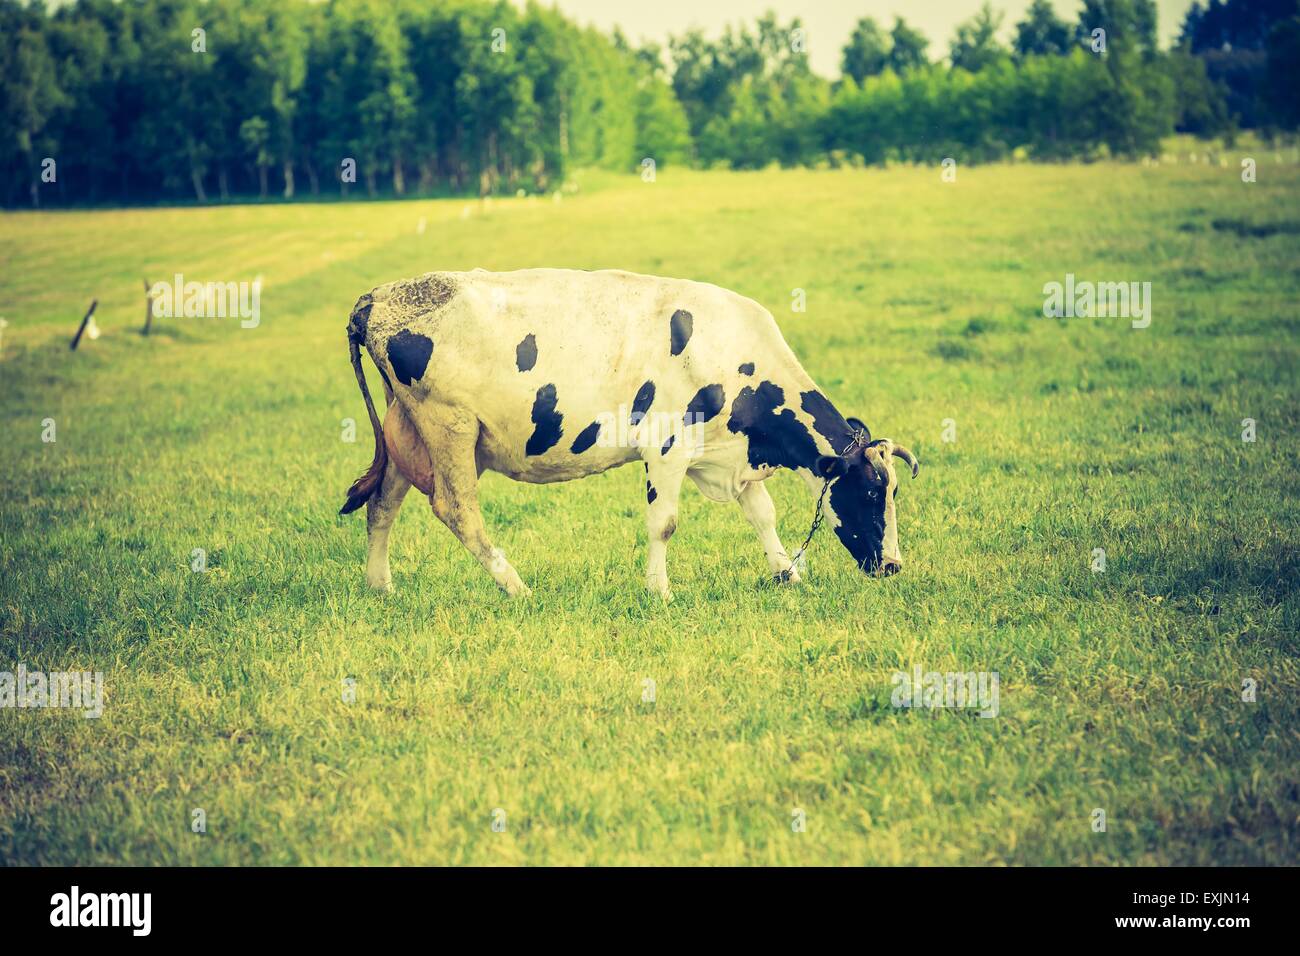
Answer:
[1, 162, 1297, 865]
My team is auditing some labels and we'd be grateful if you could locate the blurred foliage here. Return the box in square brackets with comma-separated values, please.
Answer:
[1, 0, 1297, 206]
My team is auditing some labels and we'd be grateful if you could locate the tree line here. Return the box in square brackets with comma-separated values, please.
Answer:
[2, 0, 1297, 208]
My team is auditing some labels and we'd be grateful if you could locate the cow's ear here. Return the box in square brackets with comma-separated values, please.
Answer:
[816, 455, 848, 479]
[846, 417, 870, 441]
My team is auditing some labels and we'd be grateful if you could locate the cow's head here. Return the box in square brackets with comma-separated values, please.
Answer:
[814, 418, 918, 576]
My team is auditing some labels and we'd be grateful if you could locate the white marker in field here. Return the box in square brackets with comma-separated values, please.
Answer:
[0, 317, 8, 357]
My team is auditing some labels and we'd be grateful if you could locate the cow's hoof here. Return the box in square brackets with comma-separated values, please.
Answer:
[367, 577, 394, 593]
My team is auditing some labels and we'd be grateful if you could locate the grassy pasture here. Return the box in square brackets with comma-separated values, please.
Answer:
[0, 162, 1297, 865]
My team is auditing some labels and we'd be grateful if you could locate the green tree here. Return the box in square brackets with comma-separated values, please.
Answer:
[0, 1, 66, 206]
[841, 16, 890, 83]
[239, 116, 272, 198]
[1014, 0, 1073, 58]
[630, 41, 692, 168]
[1077, 0, 1159, 56]
[261, 2, 308, 198]
[1265, 16, 1300, 128]
[1166, 49, 1231, 135]
[888, 17, 930, 73]
[951, 3, 1009, 72]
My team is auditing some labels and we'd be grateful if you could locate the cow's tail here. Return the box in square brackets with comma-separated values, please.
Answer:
[340, 295, 387, 515]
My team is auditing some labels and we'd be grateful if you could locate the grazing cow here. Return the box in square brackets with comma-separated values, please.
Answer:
[341, 269, 917, 599]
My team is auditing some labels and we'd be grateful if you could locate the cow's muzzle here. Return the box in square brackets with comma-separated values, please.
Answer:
[874, 557, 902, 577]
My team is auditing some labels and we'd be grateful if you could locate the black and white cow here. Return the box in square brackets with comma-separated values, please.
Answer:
[341, 269, 917, 599]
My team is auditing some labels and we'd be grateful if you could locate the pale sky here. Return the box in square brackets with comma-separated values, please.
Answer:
[528, 0, 1195, 77]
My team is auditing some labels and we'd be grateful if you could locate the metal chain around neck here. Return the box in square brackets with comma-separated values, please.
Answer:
[773, 427, 869, 583]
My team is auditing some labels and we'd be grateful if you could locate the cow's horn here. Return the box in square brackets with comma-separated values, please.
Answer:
[891, 444, 919, 478]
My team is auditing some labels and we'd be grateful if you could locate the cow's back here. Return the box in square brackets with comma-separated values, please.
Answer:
[363, 268, 802, 482]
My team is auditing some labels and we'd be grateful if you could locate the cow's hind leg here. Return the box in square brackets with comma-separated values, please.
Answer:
[738, 480, 800, 584]
[365, 457, 412, 592]
[417, 415, 530, 598]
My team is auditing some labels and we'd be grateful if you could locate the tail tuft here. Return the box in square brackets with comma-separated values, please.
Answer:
[339, 462, 383, 515]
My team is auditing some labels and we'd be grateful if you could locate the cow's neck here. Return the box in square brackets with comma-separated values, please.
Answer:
[730, 367, 859, 497]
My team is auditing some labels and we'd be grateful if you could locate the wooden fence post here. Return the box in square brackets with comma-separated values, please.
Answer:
[142, 278, 155, 336]
[70, 300, 98, 351]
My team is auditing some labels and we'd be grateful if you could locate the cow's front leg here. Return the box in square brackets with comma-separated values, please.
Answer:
[737, 480, 800, 583]
[365, 457, 412, 591]
[642, 462, 684, 601]
[419, 417, 530, 598]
